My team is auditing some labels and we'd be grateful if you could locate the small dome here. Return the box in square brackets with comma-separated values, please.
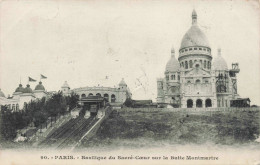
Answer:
[62, 81, 70, 88]
[0, 89, 5, 97]
[119, 78, 127, 86]
[15, 84, 24, 93]
[23, 84, 33, 93]
[165, 48, 180, 72]
[35, 81, 45, 91]
[213, 49, 228, 70]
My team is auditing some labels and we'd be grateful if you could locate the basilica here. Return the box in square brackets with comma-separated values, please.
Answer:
[157, 10, 240, 108]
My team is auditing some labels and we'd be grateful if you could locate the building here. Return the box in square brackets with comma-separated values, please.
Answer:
[0, 81, 49, 111]
[156, 10, 240, 108]
[61, 78, 132, 104]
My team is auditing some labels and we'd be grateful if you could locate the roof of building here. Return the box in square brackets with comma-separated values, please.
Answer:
[180, 10, 210, 50]
[119, 78, 127, 86]
[15, 84, 24, 93]
[35, 81, 45, 91]
[165, 48, 180, 72]
[0, 89, 5, 98]
[23, 84, 33, 93]
[213, 49, 228, 70]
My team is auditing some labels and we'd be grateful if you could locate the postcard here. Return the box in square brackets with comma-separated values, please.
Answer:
[0, 0, 259, 165]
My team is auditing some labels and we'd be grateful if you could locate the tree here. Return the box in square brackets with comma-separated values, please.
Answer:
[123, 98, 133, 107]
[65, 92, 79, 111]
[0, 106, 17, 141]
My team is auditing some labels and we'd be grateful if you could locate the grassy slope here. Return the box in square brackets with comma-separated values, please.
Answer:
[80, 108, 260, 149]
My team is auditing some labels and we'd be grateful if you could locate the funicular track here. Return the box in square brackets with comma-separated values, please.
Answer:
[57, 116, 98, 149]
[39, 115, 98, 148]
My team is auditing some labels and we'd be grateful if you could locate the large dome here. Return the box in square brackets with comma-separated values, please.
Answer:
[0, 89, 5, 97]
[35, 81, 45, 91]
[15, 84, 24, 93]
[180, 25, 210, 49]
[180, 10, 210, 50]
[165, 48, 180, 72]
[213, 49, 228, 70]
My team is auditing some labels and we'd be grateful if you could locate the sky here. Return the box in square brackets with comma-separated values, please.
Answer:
[0, 0, 259, 105]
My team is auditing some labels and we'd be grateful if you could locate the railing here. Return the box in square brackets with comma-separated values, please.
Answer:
[39, 117, 82, 146]
[30, 113, 72, 144]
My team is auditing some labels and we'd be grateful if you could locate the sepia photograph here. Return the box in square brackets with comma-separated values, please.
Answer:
[0, 0, 259, 164]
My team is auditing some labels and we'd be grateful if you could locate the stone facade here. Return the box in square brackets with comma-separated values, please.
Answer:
[157, 10, 240, 108]
[61, 78, 132, 104]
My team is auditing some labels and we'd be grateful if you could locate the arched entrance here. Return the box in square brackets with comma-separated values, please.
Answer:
[187, 99, 193, 108]
[111, 94, 116, 103]
[96, 93, 101, 97]
[104, 93, 109, 102]
[205, 99, 212, 107]
[196, 99, 202, 108]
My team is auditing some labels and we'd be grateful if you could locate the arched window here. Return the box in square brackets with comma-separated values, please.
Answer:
[200, 60, 202, 65]
[195, 79, 201, 83]
[206, 99, 212, 107]
[204, 60, 206, 68]
[111, 94, 116, 103]
[187, 99, 193, 108]
[166, 75, 169, 81]
[196, 99, 203, 108]
[104, 93, 109, 102]
[96, 93, 101, 97]
[88, 93, 93, 96]
[185, 61, 188, 69]
[16, 104, 19, 111]
[171, 75, 174, 80]
[208, 61, 210, 69]
[178, 75, 180, 80]
[173, 75, 176, 80]
[81, 94, 86, 98]
[189, 60, 193, 68]
[209, 62, 211, 69]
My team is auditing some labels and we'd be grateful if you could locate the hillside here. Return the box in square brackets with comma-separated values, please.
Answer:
[78, 108, 260, 149]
